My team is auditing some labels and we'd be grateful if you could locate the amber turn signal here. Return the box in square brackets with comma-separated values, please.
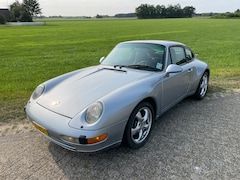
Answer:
[87, 134, 108, 144]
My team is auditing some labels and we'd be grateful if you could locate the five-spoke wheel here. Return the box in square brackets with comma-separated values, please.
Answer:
[194, 71, 209, 100]
[124, 102, 154, 149]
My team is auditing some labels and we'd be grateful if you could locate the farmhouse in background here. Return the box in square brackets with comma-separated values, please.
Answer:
[0, 8, 10, 21]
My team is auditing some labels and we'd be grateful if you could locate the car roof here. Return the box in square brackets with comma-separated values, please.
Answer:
[120, 40, 185, 47]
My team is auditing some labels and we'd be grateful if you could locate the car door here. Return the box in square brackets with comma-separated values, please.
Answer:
[161, 46, 194, 111]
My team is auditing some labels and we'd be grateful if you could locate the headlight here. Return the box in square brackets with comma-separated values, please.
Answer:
[32, 84, 45, 100]
[85, 102, 103, 124]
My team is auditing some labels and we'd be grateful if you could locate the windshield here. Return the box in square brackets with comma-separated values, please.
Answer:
[102, 43, 166, 71]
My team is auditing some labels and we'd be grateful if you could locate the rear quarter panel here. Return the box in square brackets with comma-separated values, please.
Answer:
[188, 59, 209, 95]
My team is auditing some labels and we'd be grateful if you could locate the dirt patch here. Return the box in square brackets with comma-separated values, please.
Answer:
[233, 89, 240, 93]
[0, 119, 34, 136]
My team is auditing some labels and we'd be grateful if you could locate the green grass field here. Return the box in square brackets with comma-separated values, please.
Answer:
[0, 18, 240, 123]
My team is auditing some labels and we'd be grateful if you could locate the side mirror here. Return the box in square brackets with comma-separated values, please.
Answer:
[165, 64, 183, 75]
[99, 57, 105, 64]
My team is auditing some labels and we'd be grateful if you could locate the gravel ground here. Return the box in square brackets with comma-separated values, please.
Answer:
[0, 91, 240, 179]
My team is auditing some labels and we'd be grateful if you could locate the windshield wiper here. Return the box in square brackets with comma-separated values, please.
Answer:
[127, 65, 160, 71]
[114, 65, 124, 68]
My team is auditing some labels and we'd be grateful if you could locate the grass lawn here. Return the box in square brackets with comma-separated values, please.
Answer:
[0, 18, 239, 123]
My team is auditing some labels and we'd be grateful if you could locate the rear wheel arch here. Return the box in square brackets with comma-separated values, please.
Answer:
[194, 70, 210, 100]
[205, 69, 210, 78]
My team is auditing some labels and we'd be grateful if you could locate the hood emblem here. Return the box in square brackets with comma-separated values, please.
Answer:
[51, 100, 61, 106]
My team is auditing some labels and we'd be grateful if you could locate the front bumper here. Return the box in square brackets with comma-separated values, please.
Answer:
[25, 102, 125, 152]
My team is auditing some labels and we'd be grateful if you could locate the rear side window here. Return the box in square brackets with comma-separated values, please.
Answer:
[185, 48, 194, 61]
[169, 46, 186, 65]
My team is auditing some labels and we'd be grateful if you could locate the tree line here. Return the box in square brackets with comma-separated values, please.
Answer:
[10, 0, 41, 22]
[212, 9, 240, 19]
[135, 4, 196, 19]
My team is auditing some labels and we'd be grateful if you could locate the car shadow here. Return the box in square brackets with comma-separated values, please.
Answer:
[208, 84, 226, 94]
[48, 96, 211, 179]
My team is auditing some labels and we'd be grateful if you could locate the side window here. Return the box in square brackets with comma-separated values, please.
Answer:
[169, 46, 186, 65]
[185, 48, 194, 61]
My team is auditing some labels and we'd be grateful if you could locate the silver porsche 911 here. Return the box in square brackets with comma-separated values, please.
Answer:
[25, 40, 210, 152]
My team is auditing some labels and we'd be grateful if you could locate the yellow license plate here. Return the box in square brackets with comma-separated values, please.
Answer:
[32, 122, 48, 136]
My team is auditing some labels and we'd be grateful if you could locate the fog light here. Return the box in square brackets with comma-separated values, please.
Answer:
[62, 135, 80, 144]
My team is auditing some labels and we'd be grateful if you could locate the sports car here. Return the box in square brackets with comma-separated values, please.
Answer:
[25, 40, 210, 152]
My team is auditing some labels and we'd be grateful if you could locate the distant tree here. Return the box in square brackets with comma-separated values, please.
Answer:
[136, 4, 154, 19]
[21, 10, 32, 21]
[135, 3, 196, 19]
[183, 6, 196, 17]
[96, 14, 103, 18]
[10, 0, 30, 22]
[0, 13, 6, 24]
[114, 13, 135, 18]
[155, 5, 166, 18]
[23, 0, 41, 17]
[212, 9, 240, 19]
[10, 0, 41, 22]
[234, 9, 240, 17]
[165, 4, 184, 18]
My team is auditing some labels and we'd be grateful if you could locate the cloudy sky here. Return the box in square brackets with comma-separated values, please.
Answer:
[1, 0, 239, 16]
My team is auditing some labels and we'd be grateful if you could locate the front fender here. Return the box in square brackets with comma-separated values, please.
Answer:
[69, 73, 163, 131]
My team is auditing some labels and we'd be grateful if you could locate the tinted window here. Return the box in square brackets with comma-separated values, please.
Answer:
[169, 46, 186, 65]
[102, 43, 166, 70]
[185, 48, 194, 61]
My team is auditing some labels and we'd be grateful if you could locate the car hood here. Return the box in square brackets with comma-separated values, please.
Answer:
[37, 66, 153, 118]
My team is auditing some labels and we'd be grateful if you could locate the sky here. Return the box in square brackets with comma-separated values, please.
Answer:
[1, 0, 239, 16]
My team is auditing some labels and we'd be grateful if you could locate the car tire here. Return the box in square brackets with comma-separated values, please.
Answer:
[124, 102, 154, 149]
[194, 71, 209, 100]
